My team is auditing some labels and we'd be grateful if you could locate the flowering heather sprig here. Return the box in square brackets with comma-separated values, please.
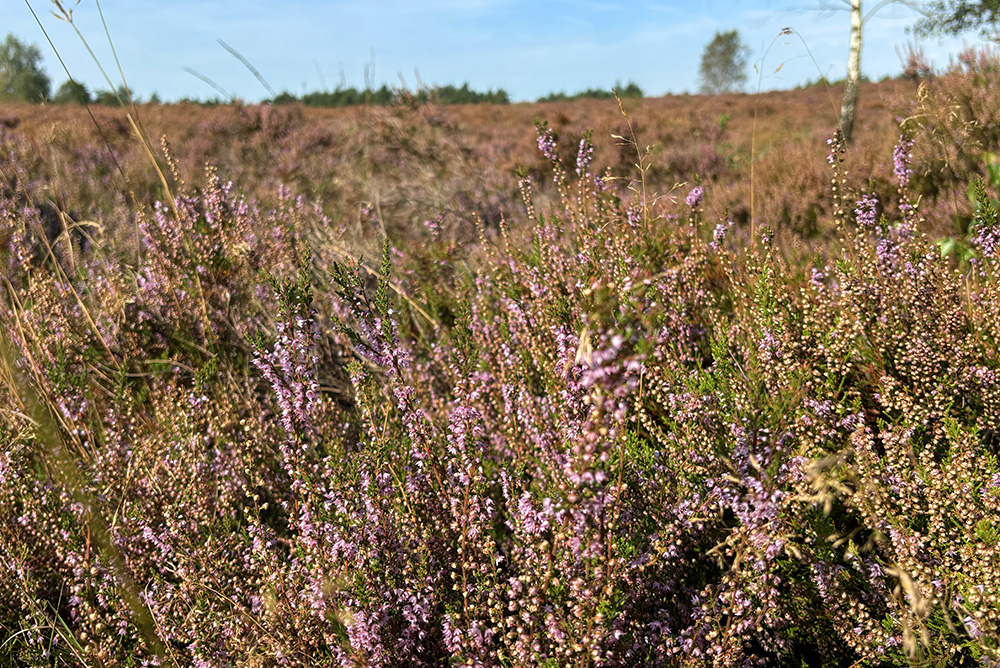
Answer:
[594, 171, 614, 193]
[956, 45, 999, 73]
[893, 131, 914, 190]
[625, 203, 642, 229]
[758, 328, 783, 363]
[517, 172, 536, 220]
[811, 266, 827, 288]
[826, 130, 851, 226]
[710, 219, 732, 252]
[974, 221, 1000, 260]
[686, 185, 704, 208]
[252, 311, 320, 436]
[0, 196, 30, 278]
[826, 130, 846, 166]
[972, 177, 1000, 261]
[575, 130, 594, 176]
[536, 123, 557, 161]
[902, 46, 933, 81]
[855, 193, 879, 230]
[424, 213, 444, 239]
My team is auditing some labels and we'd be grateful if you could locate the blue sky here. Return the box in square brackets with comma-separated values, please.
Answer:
[7, 0, 977, 102]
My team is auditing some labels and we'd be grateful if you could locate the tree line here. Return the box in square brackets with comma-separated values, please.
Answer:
[0, 34, 517, 107]
[269, 83, 511, 106]
[537, 81, 644, 102]
[0, 32, 639, 107]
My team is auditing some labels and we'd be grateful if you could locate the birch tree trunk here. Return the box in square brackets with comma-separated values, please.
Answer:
[840, 0, 863, 141]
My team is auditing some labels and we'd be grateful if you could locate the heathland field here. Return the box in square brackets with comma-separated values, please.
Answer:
[2, 57, 1000, 667]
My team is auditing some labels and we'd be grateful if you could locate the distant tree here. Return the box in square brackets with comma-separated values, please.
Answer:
[425, 83, 510, 105]
[53, 79, 90, 105]
[537, 91, 571, 102]
[92, 85, 133, 106]
[615, 80, 645, 98]
[0, 33, 51, 103]
[279, 82, 508, 108]
[915, 0, 1000, 35]
[536, 81, 643, 103]
[698, 30, 750, 94]
[270, 91, 299, 105]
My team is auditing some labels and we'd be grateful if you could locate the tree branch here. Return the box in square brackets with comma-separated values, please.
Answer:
[863, 0, 929, 23]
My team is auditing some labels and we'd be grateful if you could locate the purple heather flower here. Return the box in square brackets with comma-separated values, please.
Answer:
[252, 310, 320, 436]
[442, 615, 462, 653]
[686, 185, 704, 208]
[973, 219, 1000, 260]
[965, 616, 984, 640]
[575, 133, 594, 176]
[713, 221, 729, 242]
[537, 127, 557, 161]
[854, 194, 879, 229]
[625, 204, 642, 228]
[709, 220, 732, 252]
[810, 267, 826, 288]
[759, 329, 783, 362]
[902, 48, 932, 80]
[424, 214, 443, 239]
[893, 132, 914, 189]
[827, 131, 845, 165]
[876, 233, 899, 267]
[594, 173, 613, 193]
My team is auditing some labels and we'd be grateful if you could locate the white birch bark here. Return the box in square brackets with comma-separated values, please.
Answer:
[839, 0, 863, 141]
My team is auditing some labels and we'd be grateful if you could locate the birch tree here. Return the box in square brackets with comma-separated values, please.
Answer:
[841, 0, 864, 142]
[698, 30, 751, 94]
[824, 1, 926, 141]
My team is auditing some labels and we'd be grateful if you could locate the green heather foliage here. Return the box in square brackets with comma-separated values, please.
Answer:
[3, 51, 1000, 668]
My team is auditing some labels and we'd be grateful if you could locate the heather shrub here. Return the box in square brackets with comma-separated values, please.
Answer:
[1, 89, 1000, 668]
[902, 44, 1000, 236]
[3, 80, 914, 257]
